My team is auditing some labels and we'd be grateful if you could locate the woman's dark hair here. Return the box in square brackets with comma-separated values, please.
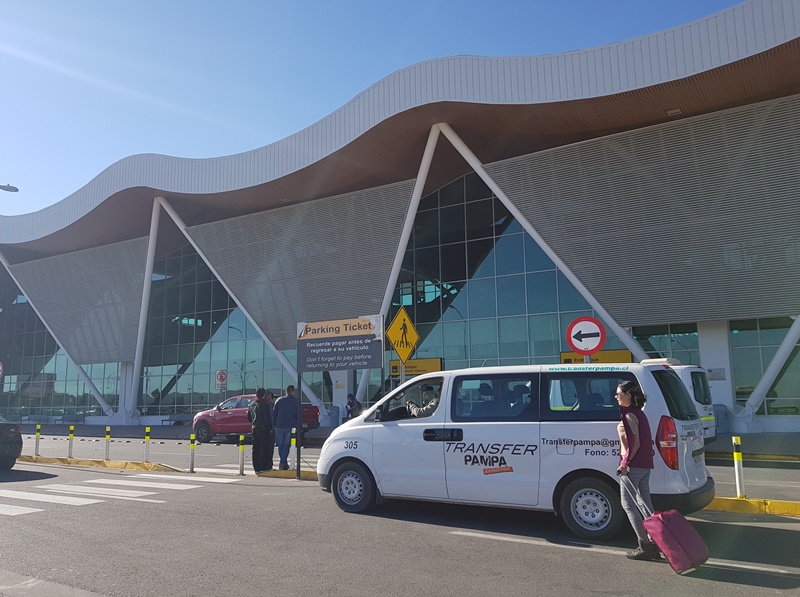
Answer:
[618, 380, 647, 409]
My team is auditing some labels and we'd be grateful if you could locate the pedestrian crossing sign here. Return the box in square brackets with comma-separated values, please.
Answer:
[386, 306, 419, 363]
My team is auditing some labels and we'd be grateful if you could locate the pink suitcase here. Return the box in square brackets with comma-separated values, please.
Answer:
[621, 476, 708, 573]
[643, 509, 709, 573]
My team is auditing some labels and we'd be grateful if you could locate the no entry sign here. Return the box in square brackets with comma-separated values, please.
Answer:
[566, 316, 606, 356]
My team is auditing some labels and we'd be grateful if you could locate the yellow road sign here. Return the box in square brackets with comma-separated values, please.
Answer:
[386, 306, 419, 363]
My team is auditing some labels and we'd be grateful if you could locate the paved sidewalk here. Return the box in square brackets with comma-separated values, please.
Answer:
[706, 432, 800, 462]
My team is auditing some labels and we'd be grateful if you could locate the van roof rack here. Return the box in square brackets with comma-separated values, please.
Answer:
[640, 357, 682, 365]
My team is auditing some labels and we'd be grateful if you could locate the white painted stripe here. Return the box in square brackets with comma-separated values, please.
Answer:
[134, 474, 241, 484]
[0, 568, 109, 595]
[41, 485, 164, 503]
[0, 504, 43, 516]
[84, 479, 201, 490]
[189, 467, 252, 475]
[39, 484, 157, 498]
[450, 531, 796, 575]
[0, 490, 101, 506]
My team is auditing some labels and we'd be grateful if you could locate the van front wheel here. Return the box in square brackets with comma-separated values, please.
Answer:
[332, 462, 376, 513]
[560, 478, 623, 540]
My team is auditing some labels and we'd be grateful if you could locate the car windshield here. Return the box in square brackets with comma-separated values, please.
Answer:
[652, 369, 699, 420]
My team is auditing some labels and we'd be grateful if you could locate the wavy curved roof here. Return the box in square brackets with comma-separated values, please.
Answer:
[2, 0, 799, 260]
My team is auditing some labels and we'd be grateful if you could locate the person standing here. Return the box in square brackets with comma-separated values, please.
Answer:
[615, 380, 660, 561]
[345, 393, 362, 419]
[272, 385, 299, 470]
[247, 388, 274, 474]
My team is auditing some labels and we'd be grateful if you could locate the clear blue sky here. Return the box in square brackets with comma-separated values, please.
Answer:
[1, 0, 742, 216]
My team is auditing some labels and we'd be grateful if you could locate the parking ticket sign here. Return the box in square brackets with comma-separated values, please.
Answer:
[566, 316, 606, 355]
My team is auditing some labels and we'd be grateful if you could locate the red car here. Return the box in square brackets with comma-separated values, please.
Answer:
[192, 394, 320, 444]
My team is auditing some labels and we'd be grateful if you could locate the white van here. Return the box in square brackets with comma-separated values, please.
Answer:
[317, 362, 715, 540]
[641, 359, 717, 443]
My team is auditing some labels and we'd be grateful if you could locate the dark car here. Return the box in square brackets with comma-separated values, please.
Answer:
[0, 414, 23, 471]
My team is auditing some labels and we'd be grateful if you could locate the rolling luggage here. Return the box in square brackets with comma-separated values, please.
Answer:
[620, 475, 708, 573]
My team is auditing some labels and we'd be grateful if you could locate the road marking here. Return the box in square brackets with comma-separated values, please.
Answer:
[715, 480, 800, 487]
[0, 504, 43, 516]
[84, 479, 201, 490]
[134, 473, 241, 483]
[41, 485, 166, 503]
[0, 568, 110, 595]
[0, 490, 102, 506]
[451, 530, 797, 575]
[189, 467, 254, 475]
[38, 484, 157, 498]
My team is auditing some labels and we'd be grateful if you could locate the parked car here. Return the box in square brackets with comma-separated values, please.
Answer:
[0, 414, 23, 471]
[192, 393, 320, 443]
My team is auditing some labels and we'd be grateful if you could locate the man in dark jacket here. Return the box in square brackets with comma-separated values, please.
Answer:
[247, 388, 274, 473]
[272, 385, 299, 470]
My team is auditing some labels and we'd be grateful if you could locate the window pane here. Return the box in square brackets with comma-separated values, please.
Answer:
[497, 275, 526, 316]
[759, 317, 793, 346]
[440, 205, 465, 244]
[439, 178, 465, 207]
[529, 314, 559, 357]
[419, 191, 438, 211]
[442, 285, 468, 321]
[415, 247, 440, 282]
[441, 244, 466, 282]
[465, 172, 492, 202]
[414, 210, 439, 248]
[499, 316, 528, 357]
[557, 271, 591, 311]
[495, 234, 524, 275]
[470, 319, 498, 360]
[468, 278, 496, 319]
[466, 200, 494, 240]
[443, 321, 468, 359]
[729, 319, 758, 347]
[526, 271, 558, 314]
[467, 239, 495, 279]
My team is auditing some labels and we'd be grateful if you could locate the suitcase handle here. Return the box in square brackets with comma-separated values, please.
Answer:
[619, 473, 655, 518]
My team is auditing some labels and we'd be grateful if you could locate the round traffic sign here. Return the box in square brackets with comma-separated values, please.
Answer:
[216, 370, 227, 384]
[566, 316, 606, 355]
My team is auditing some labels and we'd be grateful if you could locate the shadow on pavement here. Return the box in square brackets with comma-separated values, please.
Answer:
[0, 468, 58, 483]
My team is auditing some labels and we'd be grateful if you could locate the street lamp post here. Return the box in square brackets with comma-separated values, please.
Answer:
[1, 184, 19, 192]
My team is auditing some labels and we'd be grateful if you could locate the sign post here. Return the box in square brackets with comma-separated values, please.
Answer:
[565, 316, 607, 363]
[296, 315, 384, 479]
[386, 306, 419, 383]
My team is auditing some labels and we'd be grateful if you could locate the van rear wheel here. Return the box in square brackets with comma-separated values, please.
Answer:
[332, 462, 376, 513]
[560, 478, 623, 540]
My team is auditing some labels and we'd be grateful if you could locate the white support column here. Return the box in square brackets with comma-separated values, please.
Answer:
[0, 250, 114, 416]
[156, 197, 327, 414]
[355, 124, 441, 403]
[737, 314, 800, 422]
[124, 197, 161, 423]
[437, 123, 649, 362]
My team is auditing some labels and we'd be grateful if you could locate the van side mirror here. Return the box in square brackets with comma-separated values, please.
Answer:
[373, 408, 382, 422]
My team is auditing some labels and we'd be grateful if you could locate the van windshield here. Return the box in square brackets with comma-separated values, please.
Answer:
[652, 370, 699, 420]
[690, 371, 713, 405]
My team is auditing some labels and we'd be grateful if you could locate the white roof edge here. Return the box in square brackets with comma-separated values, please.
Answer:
[2, 0, 797, 244]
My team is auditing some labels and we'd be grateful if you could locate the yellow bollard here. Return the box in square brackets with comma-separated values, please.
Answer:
[189, 433, 196, 473]
[104, 426, 111, 460]
[238, 434, 245, 476]
[733, 436, 746, 498]
[144, 426, 151, 462]
[68, 425, 75, 458]
[34, 424, 41, 456]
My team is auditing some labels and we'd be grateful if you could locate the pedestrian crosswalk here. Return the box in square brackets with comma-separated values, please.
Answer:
[188, 453, 320, 475]
[0, 473, 242, 517]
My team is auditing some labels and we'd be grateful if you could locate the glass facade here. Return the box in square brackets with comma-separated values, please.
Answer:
[730, 317, 800, 415]
[632, 323, 699, 365]
[369, 172, 628, 398]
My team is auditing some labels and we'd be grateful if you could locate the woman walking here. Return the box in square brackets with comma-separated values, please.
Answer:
[616, 380, 660, 561]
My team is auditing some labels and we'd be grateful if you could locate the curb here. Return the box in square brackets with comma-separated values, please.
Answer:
[255, 470, 317, 481]
[704, 496, 800, 517]
[706, 452, 800, 463]
[17, 454, 182, 472]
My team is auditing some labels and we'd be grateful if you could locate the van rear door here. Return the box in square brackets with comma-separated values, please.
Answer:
[650, 368, 708, 492]
[443, 373, 540, 507]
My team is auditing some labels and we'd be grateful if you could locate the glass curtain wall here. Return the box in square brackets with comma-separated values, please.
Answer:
[139, 245, 331, 416]
[730, 317, 800, 415]
[632, 324, 699, 365]
[0, 287, 117, 421]
[368, 172, 629, 401]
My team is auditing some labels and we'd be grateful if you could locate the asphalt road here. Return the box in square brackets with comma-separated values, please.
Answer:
[1, 461, 799, 597]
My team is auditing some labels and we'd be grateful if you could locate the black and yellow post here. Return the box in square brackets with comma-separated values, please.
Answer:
[189, 433, 196, 473]
[295, 372, 302, 480]
[68, 425, 75, 458]
[104, 426, 111, 460]
[238, 434, 245, 476]
[144, 426, 151, 462]
[733, 435, 746, 498]
[34, 424, 41, 456]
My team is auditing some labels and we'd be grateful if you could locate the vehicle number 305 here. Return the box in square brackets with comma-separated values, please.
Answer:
[344, 440, 359, 450]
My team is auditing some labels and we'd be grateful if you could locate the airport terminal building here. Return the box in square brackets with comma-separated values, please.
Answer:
[1, 0, 798, 432]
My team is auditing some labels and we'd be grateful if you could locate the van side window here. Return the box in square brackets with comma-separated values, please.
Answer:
[451, 375, 538, 422]
[378, 377, 444, 422]
[541, 372, 637, 421]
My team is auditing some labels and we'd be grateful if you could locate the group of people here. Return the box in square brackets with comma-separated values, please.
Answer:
[246, 385, 300, 473]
